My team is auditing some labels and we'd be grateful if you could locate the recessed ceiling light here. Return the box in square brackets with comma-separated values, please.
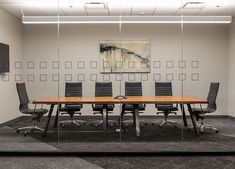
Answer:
[183, 2, 205, 9]
[84, 2, 107, 10]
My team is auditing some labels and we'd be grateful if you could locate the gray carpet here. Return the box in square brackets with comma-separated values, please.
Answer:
[0, 157, 103, 169]
[0, 156, 235, 169]
[0, 126, 58, 152]
[1, 116, 235, 152]
[83, 156, 235, 169]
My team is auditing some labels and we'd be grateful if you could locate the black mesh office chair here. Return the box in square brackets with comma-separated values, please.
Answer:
[155, 82, 178, 127]
[16, 83, 48, 136]
[91, 82, 116, 127]
[191, 82, 219, 133]
[59, 82, 85, 127]
[121, 82, 145, 127]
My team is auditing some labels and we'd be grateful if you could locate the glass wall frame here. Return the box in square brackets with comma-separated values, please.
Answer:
[0, 0, 234, 153]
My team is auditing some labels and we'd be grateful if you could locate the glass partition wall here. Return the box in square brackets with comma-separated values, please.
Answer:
[0, 0, 234, 153]
[181, 0, 234, 152]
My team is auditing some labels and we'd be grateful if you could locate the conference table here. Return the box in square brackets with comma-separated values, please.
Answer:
[33, 96, 208, 138]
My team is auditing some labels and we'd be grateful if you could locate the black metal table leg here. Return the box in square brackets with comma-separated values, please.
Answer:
[180, 103, 188, 127]
[42, 104, 54, 138]
[187, 104, 199, 137]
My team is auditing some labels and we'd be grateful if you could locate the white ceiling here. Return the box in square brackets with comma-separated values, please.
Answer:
[0, 0, 235, 18]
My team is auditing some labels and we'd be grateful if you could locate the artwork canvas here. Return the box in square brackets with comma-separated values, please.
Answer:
[100, 40, 150, 73]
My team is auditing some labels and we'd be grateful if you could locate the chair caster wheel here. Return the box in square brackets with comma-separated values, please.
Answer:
[24, 133, 28, 136]
[60, 123, 65, 128]
[16, 130, 20, 133]
[216, 130, 219, 133]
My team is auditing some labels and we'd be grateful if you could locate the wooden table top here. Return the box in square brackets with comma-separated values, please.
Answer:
[33, 96, 208, 104]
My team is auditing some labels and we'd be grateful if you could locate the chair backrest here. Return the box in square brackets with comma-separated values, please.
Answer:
[207, 82, 219, 111]
[95, 82, 112, 97]
[155, 82, 173, 96]
[125, 82, 142, 96]
[16, 83, 29, 112]
[65, 82, 82, 97]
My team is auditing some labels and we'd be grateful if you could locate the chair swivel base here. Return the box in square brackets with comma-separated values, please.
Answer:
[159, 119, 178, 128]
[91, 120, 117, 127]
[16, 125, 44, 136]
[188, 123, 219, 133]
[122, 120, 145, 127]
[60, 119, 85, 127]
[200, 124, 219, 133]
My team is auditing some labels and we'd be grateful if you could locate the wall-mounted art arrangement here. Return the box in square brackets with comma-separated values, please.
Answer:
[100, 40, 151, 73]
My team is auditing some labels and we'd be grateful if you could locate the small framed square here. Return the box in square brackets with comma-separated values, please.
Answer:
[15, 62, 22, 69]
[153, 74, 161, 81]
[2, 74, 9, 81]
[141, 62, 148, 68]
[90, 61, 97, 69]
[166, 73, 173, 81]
[179, 61, 186, 68]
[77, 61, 85, 69]
[27, 61, 34, 69]
[52, 74, 60, 81]
[65, 61, 72, 69]
[103, 74, 110, 81]
[27, 74, 34, 81]
[103, 61, 111, 69]
[90, 74, 97, 81]
[115, 61, 122, 68]
[52, 61, 59, 69]
[191, 61, 199, 68]
[115, 74, 123, 81]
[128, 74, 135, 81]
[128, 61, 135, 68]
[166, 61, 173, 68]
[77, 74, 85, 81]
[40, 61, 47, 69]
[141, 74, 148, 81]
[153, 61, 161, 68]
[191, 73, 199, 81]
[40, 74, 47, 81]
[65, 74, 72, 81]
[179, 73, 186, 81]
[15, 74, 22, 82]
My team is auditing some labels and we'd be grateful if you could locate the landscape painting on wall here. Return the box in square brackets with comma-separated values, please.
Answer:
[100, 40, 150, 73]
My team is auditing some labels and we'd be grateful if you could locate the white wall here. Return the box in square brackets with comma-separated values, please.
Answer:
[228, 18, 235, 117]
[0, 8, 22, 123]
[22, 23, 228, 116]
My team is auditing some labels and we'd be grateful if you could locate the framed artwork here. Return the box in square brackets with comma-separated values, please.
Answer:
[100, 40, 150, 73]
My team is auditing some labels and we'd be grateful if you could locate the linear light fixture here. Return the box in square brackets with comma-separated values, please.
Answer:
[22, 16, 232, 24]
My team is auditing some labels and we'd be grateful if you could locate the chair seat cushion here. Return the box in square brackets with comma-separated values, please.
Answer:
[156, 104, 178, 111]
[124, 104, 145, 111]
[93, 104, 114, 111]
[191, 107, 215, 114]
[23, 108, 48, 121]
[61, 104, 82, 111]
[24, 108, 48, 115]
